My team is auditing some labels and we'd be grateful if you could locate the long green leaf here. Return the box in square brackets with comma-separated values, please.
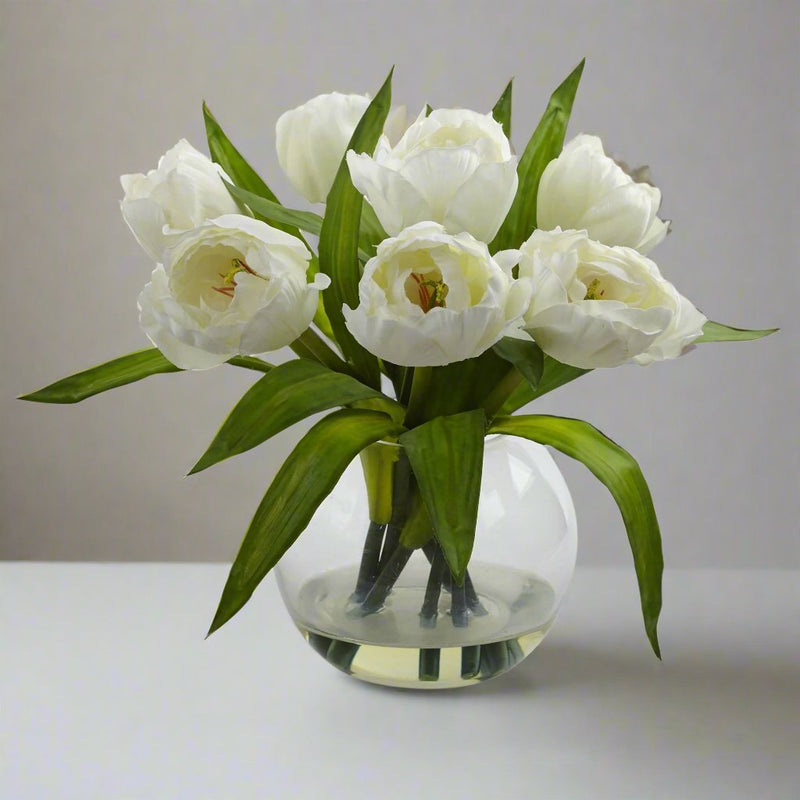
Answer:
[358, 201, 388, 256]
[208, 408, 403, 634]
[499, 356, 590, 414]
[491, 79, 513, 140]
[224, 182, 324, 236]
[493, 337, 544, 389]
[203, 102, 300, 240]
[399, 410, 486, 581]
[19, 349, 181, 403]
[490, 414, 663, 657]
[190, 359, 402, 474]
[19, 348, 274, 404]
[695, 320, 778, 343]
[490, 59, 584, 252]
[319, 69, 394, 390]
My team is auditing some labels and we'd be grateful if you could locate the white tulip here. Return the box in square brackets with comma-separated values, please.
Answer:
[346, 108, 518, 242]
[120, 139, 239, 262]
[343, 222, 530, 367]
[537, 135, 669, 254]
[138, 215, 330, 370]
[517, 228, 706, 368]
[276, 92, 408, 204]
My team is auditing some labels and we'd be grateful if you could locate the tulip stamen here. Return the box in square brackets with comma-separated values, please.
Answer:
[213, 258, 265, 299]
[410, 273, 448, 312]
[585, 278, 605, 300]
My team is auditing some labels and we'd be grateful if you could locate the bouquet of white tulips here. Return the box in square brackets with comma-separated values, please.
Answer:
[23, 62, 773, 657]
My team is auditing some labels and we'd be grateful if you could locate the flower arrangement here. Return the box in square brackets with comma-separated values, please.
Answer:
[23, 61, 774, 668]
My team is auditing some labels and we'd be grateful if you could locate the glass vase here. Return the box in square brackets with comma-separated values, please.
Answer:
[275, 434, 577, 689]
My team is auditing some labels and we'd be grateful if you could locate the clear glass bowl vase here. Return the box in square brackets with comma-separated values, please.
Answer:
[275, 434, 577, 689]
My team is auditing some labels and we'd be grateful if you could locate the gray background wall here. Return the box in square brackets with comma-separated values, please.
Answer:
[2, 0, 797, 567]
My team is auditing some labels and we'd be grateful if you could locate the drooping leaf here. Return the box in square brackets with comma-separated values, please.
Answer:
[318, 69, 394, 390]
[399, 410, 486, 581]
[190, 359, 402, 474]
[499, 356, 590, 414]
[202, 102, 299, 239]
[19, 348, 275, 404]
[491, 79, 513, 140]
[490, 414, 663, 657]
[492, 337, 544, 389]
[490, 59, 585, 252]
[208, 408, 403, 635]
[695, 320, 778, 343]
[19, 349, 182, 403]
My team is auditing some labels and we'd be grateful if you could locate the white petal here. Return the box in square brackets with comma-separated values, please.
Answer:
[444, 159, 519, 241]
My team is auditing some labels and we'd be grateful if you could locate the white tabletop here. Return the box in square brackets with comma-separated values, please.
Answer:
[2, 564, 797, 799]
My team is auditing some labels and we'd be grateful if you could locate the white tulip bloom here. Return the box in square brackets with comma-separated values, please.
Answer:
[120, 139, 239, 262]
[518, 228, 706, 368]
[276, 92, 407, 204]
[537, 135, 669, 254]
[346, 108, 518, 242]
[343, 222, 530, 367]
[138, 215, 330, 370]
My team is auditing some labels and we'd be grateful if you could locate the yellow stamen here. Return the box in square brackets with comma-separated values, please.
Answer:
[585, 278, 605, 300]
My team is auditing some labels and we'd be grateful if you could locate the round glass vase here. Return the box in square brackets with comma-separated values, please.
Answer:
[275, 434, 577, 689]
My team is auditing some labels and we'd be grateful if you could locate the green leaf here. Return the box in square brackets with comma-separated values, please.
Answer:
[358, 201, 388, 256]
[492, 337, 544, 389]
[491, 78, 513, 140]
[695, 320, 778, 343]
[226, 355, 275, 374]
[203, 102, 299, 239]
[423, 349, 511, 421]
[224, 182, 324, 237]
[499, 356, 590, 414]
[399, 410, 486, 581]
[20, 348, 276, 405]
[490, 59, 585, 252]
[490, 414, 663, 657]
[190, 359, 402, 474]
[20, 349, 181, 403]
[208, 408, 403, 635]
[319, 69, 394, 390]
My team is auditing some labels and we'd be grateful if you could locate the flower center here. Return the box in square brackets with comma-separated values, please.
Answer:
[408, 272, 449, 312]
[213, 258, 264, 299]
[584, 278, 606, 300]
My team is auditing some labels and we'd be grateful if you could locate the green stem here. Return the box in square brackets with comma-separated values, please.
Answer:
[404, 366, 433, 428]
[290, 328, 349, 374]
[357, 544, 414, 616]
[481, 365, 524, 420]
[351, 521, 386, 602]
[420, 548, 446, 628]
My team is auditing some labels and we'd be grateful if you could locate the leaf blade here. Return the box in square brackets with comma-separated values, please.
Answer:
[319, 69, 394, 389]
[399, 410, 486, 581]
[492, 337, 544, 389]
[224, 183, 324, 237]
[491, 78, 513, 140]
[490, 59, 585, 252]
[695, 320, 778, 343]
[499, 356, 590, 414]
[490, 414, 663, 657]
[208, 408, 403, 634]
[202, 102, 299, 239]
[19, 349, 181, 403]
[190, 359, 402, 474]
